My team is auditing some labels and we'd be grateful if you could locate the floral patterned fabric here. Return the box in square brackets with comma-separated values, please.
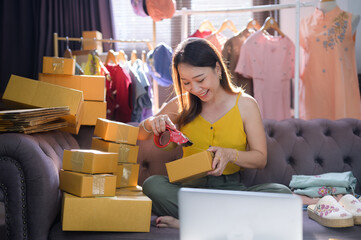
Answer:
[299, 6, 361, 120]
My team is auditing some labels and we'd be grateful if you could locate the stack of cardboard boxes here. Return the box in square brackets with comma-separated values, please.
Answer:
[2, 74, 84, 134]
[92, 118, 141, 188]
[60, 118, 152, 232]
[39, 56, 107, 130]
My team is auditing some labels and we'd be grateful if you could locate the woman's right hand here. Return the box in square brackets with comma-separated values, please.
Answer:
[145, 114, 177, 136]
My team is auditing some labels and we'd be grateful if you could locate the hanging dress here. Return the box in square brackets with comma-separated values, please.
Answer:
[223, 28, 254, 95]
[236, 31, 295, 120]
[299, 6, 361, 120]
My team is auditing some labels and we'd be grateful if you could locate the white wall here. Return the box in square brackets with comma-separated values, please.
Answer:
[280, 0, 361, 73]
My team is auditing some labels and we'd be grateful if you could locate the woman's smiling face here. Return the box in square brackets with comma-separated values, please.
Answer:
[178, 62, 221, 102]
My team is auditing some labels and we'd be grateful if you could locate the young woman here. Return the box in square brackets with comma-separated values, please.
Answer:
[138, 38, 292, 228]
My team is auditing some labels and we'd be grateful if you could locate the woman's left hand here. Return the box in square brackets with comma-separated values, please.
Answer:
[207, 146, 235, 176]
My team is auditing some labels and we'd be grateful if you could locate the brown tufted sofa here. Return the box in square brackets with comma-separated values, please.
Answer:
[1, 118, 361, 240]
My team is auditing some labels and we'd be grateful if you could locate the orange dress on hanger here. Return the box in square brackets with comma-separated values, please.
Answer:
[299, 6, 361, 120]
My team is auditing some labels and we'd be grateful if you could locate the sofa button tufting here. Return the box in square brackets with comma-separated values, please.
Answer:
[287, 157, 294, 164]
[343, 156, 351, 165]
[324, 129, 331, 136]
[353, 129, 360, 136]
[268, 131, 274, 138]
[296, 130, 302, 137]
[314, 157, 323, 165]
[142, 161, 149, 168]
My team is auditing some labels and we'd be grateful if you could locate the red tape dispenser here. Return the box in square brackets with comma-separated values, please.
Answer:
[153, 124, 193, 151]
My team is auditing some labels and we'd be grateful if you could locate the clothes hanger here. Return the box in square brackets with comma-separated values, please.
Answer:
[130, 50, 138, 65]
[198, 19, 216, 33]
[116, 49, 127, 64]
[105, 39, 118, 65]
[146, 42, 154, 51]
[63, 36, 73, 58]
[141, 50, 146, 63]
[260, 16, 285, 37]
[246, 18, 261, 31]
[80, 37, 83, 51]
[216, 19, 238, 34]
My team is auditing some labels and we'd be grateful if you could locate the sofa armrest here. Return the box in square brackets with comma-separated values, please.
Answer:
[0, 130, 78, 240]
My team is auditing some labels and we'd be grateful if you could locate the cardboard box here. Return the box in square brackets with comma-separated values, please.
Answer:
[2, 75, 83, 133]
[166, 151, 214, 183]
[82, 31, 103, 53]
[94, 118, 139, 145]
[91, 137, 139, 163]
[117, 185, 143, 193]
[114, 163, 139, 188]
[80, 101, 106, 126]
[62, 149, 118, 174]
[42, 57, 75, 75]
[61, 121, 81, 135]
[61, 191, 151, 232]
[39, 73, 105, 101]
[59, 170, 116, 197]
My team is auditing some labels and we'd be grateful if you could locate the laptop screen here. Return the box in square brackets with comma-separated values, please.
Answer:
[179, 188, 302, 240]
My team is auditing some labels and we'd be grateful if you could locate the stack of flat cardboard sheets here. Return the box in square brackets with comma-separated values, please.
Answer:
[0, 106, 69, 134]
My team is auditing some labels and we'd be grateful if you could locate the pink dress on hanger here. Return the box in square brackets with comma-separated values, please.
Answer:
[299, 6, 361, 120]
[236, 31, 295, 120]
[205, 33, 227, 53]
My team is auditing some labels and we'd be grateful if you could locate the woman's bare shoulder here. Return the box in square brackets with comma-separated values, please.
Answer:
[238, 92, 257, 107]
[237, 92, 260, 120]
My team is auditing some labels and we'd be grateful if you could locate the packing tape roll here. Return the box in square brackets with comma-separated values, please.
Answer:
[71, 151, 84, 172]
[154, 129, 178, 151]
[52, 58, 64, 74]
[92, 175, 105, 195]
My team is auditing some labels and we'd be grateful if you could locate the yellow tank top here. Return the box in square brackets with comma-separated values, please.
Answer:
[181, 93, 247, 175]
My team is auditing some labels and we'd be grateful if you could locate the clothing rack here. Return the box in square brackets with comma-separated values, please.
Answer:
[53, 33, 154, 57]
[174, 1, 316, 119]
[53, 22, 162, 113]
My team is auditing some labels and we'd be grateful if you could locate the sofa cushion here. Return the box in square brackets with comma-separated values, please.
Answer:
[241, 118, 361, 193]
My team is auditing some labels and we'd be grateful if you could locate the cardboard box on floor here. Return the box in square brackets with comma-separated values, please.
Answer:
[166, 151, 214, 183]
[59, 170, 116, 197]
[2, 75, 83, 134]
[61, 191, 152, 232]
[114, 163, 139, 188]
[82, 31, 103, 53]
[91, 137, 139, 163]
[94, 118, 139, 145]
[62, 149, 118, 174]
[42, 57, 75, 75]
[80, 101, 106, 126]
[38, 73, 105, 101]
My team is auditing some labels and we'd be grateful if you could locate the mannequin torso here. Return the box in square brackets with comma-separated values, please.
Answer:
[318, 0, 360, 35]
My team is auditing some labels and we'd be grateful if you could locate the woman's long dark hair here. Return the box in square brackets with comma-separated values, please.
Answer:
[172, 38, 242, 128]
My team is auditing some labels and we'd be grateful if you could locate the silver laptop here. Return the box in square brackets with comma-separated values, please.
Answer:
[179, 188, 302, 240]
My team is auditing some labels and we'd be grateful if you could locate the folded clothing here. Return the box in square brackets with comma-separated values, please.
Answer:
[290, 171, 356, 198]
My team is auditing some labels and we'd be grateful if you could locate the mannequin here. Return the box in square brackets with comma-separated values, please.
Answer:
[318, 0, 360, 35]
